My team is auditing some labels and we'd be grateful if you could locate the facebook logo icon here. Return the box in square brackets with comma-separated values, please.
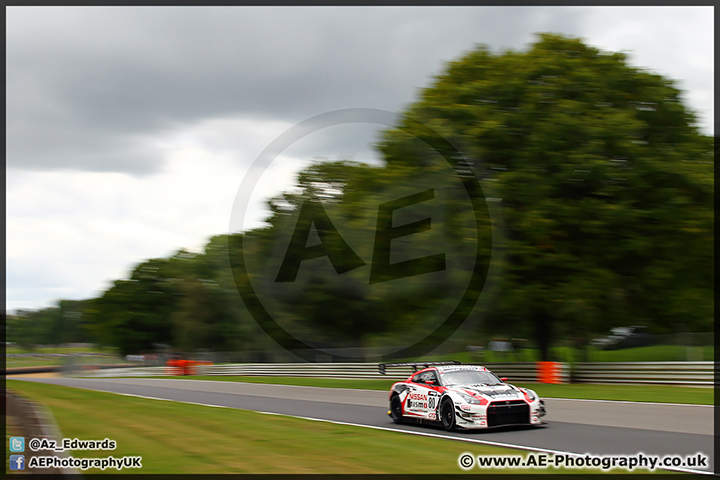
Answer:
[9, 455, 25, 470]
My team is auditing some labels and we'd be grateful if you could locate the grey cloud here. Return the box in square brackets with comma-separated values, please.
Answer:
[8, 7, 708, 176]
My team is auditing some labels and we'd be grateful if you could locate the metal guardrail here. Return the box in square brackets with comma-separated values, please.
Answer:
[74, 361, 714, 386]
[572, 361, 715, 386]
[480, 362, 570, 384]
[196, 363, 412, 380]
[77, 362, 561, 382]
[193, 362, 571, 382]
[75, 366, 168, 377]
[75, 363, 431, 380]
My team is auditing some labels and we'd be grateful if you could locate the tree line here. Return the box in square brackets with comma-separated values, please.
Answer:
[7, 34, 713, 359]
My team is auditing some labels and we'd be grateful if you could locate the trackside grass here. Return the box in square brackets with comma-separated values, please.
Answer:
[406, 344, 714, 363]
[162, 375, 713, 405]
[6, 416, 24, 476]
[7, 380, 646, 474]
[5, 345, 124, 369]
[514, 383, 713, 405]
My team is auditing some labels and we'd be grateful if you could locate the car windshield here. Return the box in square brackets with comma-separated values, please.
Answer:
[440, 370, 503, 386]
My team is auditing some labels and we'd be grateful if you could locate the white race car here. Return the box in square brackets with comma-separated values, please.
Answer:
[380, 361, 546, 430]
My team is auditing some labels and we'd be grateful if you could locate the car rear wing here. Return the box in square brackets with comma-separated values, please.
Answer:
[378, 361, 461, 375]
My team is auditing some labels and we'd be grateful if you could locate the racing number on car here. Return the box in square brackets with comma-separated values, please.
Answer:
[428, 395, 436, 410]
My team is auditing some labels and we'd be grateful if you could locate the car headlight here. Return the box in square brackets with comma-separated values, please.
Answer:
[459, 393, 482, 405]
[523, 389, 537, 401]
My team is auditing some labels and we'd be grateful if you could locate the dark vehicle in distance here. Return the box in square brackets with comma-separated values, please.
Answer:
[590, 326, 653, 351]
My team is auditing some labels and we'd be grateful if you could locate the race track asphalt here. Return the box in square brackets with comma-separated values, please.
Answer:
[12, 377, 714, 474]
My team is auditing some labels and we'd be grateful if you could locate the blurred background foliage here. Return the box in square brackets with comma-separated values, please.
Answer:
[7, 34, 713, 360]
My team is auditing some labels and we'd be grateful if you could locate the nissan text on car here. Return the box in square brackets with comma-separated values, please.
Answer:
[380, 361, 546, 431]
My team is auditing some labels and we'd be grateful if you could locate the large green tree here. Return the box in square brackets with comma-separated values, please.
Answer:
[376, 33, 713, 359]
[82, 241, 253, 356]
[7, 299, 89, 348]
[84, 258, 181, 355]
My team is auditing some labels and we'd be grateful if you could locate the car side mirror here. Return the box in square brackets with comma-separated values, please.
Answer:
[500, 377, 508, 382]
[426, 379, 436, 385]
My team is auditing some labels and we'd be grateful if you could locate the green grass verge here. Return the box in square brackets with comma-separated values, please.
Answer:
[5, 357, 126, 369]
[411, 344, 713, 363]
[6, 415, 23, 476]
[6, 345, 118, 354]
[6, 345, 124, 369]
[3, 380, 626, 475]
[516, 383, 713, 405]
[550, 344, 714, 363]
[162, 375, 713, 405]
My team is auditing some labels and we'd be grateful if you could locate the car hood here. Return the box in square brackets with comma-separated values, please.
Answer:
[447, 383, 524, 401]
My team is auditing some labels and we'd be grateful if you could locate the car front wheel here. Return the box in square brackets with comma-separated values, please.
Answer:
[440, 397, 456, 431]
[390, 394, 404, 424]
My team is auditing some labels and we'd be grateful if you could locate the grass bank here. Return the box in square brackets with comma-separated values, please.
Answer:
[4, 380, 603, 474]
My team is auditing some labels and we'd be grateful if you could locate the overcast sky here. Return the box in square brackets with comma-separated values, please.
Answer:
[6, 6, 714, 312]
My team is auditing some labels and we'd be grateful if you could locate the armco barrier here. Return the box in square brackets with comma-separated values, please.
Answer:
[475, 362, 569, 384]
[572, 361, 714, 386]
[195, 362, 572, 382]
[75, 362, 565, 382]
[73, 361, 714, 386]
[76, 363, 427, 380]
[195, 363, 412, 380]
[77, 366, 168, 377]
